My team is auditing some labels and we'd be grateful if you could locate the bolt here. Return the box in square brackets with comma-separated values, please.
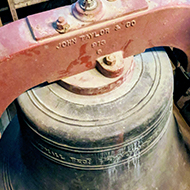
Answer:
[56, 16, 70, 34]
[104, 54, 116, 65]
[79, 0, 97, 11]
[57, 17, 65, 30]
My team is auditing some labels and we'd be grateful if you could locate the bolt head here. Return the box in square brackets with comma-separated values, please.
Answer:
[57, 17, 66, 30]
[56, 17, 70, 33]
[57, 16, 65, 23]
[104, 54, 116, 65]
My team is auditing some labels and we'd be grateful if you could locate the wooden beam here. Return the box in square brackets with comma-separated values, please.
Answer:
[7, 0, 18, 21]
[14, 0, 49, 9]
[0, 18, 2, 27]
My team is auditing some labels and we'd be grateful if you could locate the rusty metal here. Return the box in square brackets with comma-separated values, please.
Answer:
[56, 16, 70, 34]
[56, 16, 66, 30]
[1, 0, 190, 132]
[58, 54, 133, 94]
[104, 54, 116, 65]
[72, 0, 104, 22]
[96, 51, 125, 78]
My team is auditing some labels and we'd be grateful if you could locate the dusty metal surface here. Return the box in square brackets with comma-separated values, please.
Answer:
[96, 51, 125, 78]
[1, 0, 190, 125]
[2, 111, 190, 190]
[72, 0, 104, 22]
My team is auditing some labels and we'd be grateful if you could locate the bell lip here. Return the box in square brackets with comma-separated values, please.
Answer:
[17, 103, 173, 170]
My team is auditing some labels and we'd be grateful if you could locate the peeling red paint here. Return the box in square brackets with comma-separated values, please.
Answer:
[0, 0, 190, 118]
[123, 40, 133, 52]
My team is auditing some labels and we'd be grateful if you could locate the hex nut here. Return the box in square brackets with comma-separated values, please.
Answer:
[104, 54, 116, 65]
[56, 16, 70, 34]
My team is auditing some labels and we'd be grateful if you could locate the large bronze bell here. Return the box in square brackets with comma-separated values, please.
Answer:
[0, 48, 190, 190]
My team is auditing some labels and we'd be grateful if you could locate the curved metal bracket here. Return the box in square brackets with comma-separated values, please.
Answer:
[0, 0, 190, 121]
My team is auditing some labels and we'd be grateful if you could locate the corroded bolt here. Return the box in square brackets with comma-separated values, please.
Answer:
[104, 54, 116, 65]
[57, 17, 65, 30]
[83, 0, 94, 8]
[56, 16, 70, 34]
[79, 0, 97, 11]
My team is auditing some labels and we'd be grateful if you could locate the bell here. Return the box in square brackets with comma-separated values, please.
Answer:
[0, 47, 190, 190]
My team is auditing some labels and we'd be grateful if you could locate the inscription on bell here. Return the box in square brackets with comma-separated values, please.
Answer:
[38, 143, 66, 160]
[98, 140, 141, 165]
[70, 157, 92, 165]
